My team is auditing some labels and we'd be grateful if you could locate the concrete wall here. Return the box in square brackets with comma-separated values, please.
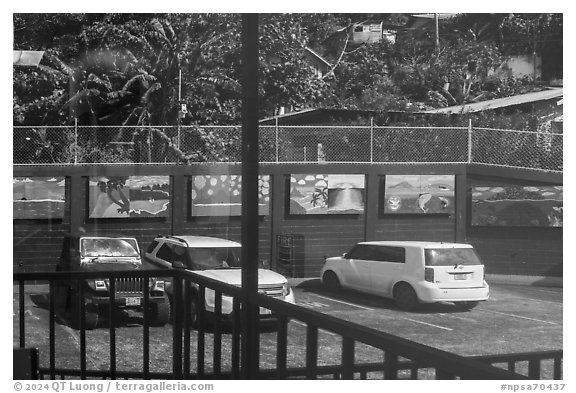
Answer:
[13, 164, 562, 282]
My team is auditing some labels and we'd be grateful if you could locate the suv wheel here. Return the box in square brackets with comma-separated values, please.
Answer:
[322, 271, 341, 291]
[394, 283, 419, 311]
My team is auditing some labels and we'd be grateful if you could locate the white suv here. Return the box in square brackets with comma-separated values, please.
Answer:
[144, 235, 295, 326]
[320, 241, 489, 311]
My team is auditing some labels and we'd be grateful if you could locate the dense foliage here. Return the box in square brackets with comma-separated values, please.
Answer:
[13, 13, 562, 164]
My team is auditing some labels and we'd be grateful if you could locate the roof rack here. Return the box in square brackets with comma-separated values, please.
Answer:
[157, 234, 189, 246]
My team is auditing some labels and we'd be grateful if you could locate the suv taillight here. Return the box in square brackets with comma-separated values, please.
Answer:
[425, 267, 434, 283]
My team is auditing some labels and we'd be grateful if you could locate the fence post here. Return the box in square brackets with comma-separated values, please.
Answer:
[370, 117, 374, 163]
[74, 118, 78, 165]
[468, 118, 473, 164]
[275, 118, 279, 163]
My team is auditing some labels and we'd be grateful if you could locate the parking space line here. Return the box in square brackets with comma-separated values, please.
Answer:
[313, 294, 374, 311]
[402, 318, 453, 331]
[479, 309, 558, 325]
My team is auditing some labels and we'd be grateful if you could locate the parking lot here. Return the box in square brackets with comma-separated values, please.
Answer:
[13, 280, 562, 376]
[292, 280, 562, 356]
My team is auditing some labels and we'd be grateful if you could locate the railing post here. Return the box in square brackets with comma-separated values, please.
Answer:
[468, 118, 473, 163]
[19, 280, 25, 348]
[306, 325, 318, 379]
[172, 274, 183, 379]
[49, 281, 56, 380]
[276, 315, 288, 379]
[342, 337, 355, 379]
[384, 351, 398, 380]
[528, 359, 541, 379]
[108, 279, 116, 380]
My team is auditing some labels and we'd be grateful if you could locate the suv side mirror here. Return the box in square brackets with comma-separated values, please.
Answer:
[259, 259, 270, 269]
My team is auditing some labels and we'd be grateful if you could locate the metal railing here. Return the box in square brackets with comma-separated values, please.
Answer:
[13, 125, 562, 172]
[15, 269, 558, 380]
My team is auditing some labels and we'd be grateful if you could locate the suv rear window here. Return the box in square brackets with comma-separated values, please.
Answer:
[424, 248, 483, 266]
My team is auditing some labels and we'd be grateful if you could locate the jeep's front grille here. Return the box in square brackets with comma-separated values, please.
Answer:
[258, 285, 284, 298]
[115, 278, 144, 294]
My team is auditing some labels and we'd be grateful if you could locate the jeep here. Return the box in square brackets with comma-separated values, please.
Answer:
[56, 233, 170, 329]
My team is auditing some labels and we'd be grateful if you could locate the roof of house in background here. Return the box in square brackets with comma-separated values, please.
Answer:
[259, 108, 378, 125]
[421, 88, 563, 114]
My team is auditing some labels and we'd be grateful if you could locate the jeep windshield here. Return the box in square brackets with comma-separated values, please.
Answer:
[424, 248, 483, 266]
[187, 247, 241, 270]
[81, 238, 140, 260]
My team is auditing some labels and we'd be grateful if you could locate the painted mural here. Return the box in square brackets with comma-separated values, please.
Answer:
[471, 186, 563, 227]
[13, 177, 66, 219]
[383, 175, 455, 214]
[88, 176, 170, 218]
[191, 175, 270, 216]
[289, 174, 365, 215]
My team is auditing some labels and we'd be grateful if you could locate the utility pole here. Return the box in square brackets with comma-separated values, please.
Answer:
[434, 13, 440, 54]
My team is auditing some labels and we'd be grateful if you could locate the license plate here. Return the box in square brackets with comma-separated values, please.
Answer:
[453, 273, 468, 280]
[126, 297, 141, 306]
[259, 307, 272, 315]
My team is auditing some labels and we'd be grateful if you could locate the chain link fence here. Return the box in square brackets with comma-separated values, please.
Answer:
[13, 124, 562, 171]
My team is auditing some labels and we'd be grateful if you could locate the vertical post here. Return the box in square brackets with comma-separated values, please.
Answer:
[370, 117, 374, 163]
[467, 118, 473, 163]
[70, 175, 84, 236]
[172, 274, 183, 379]
[275, 117, 279, 163]
[341, 337, 355, 379]
[177, 69, 182, 149]
[364, 169, 378, 242]
[74, 118, 78, 165]
[241, 13, 260, 379]
[434, 13, 440, 54]
[171, 167, 186, 236]
[384, 351, 398, 380]
[305, 325, 319, 379]
[455, 173, 468, 243]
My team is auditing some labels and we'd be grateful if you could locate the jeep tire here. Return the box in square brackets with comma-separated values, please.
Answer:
[149, 299, 170, 326]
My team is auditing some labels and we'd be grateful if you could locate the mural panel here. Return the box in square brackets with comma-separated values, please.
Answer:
[88, 176, 170, 218]
[13, 177, 65, 219]
[383, 175, 455, 214]
[289, 174, 365, 215]
[471, 185, 563, 227]
[191, 175, 270, 216]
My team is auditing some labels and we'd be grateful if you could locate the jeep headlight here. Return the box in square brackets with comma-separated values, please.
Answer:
[281, 283, 291, 297]
[89, 279, 109, 292]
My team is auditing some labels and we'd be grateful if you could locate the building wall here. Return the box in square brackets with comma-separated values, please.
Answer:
[465, 174, 563, 278]
[13, 164, 562, 281]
